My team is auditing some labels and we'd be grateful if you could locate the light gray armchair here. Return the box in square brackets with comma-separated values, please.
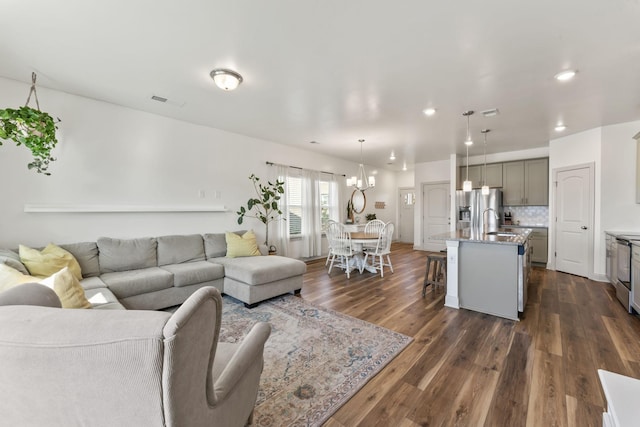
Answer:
[0, 286, 270, 427]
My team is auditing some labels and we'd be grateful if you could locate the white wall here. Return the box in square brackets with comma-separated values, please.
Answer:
[549, 127, 603, 277]
[413, 158, 451, 248]
[0, 77, 396, 253]
[601, 120, 640, 231]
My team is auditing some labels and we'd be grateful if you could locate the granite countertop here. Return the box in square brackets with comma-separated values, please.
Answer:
[430, 227, 532, 246]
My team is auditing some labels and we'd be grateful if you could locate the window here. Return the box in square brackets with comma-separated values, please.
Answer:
[286, 176, 302, 236]
[284, 174, 339, 237]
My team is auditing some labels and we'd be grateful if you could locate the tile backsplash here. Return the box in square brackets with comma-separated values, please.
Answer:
[504, 206, 549, 227]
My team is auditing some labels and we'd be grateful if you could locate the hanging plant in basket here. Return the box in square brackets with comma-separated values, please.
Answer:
[0, 73, 60, 175]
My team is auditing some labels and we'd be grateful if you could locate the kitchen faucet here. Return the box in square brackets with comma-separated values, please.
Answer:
[483, 208, 499, 234]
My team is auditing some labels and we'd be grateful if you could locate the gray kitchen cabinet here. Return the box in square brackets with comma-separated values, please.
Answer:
[524, 158, 549, 205]
[485, 163, 503, 188]
[458, 163, 503, 189]
[502, 161, 526, 205]
[529, 228, 548, 264]
[502, 158, 549, 206]
[458, 165, 483, 189]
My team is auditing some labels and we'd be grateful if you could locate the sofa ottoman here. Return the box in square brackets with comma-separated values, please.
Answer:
[210, 255, 307, 308]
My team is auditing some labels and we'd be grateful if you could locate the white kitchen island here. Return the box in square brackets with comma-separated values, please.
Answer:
[431, 228, 532, 321]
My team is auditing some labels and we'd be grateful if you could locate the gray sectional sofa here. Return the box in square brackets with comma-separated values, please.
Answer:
[5, 232, 307, 310]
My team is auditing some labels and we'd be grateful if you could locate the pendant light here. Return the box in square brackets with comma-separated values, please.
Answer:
[462, 111, 474, 192]
[346, 139, 375, 191]
[481, 129, 490, 195]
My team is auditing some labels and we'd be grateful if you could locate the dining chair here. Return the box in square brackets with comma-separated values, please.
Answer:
[363, 222, 394, 277]
[327, 225, 358, 279]
[363, 219, 386, 250]
[325, 220, 341, 266]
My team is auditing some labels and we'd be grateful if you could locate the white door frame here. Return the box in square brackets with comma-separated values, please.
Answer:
[549, 162, 595, 277]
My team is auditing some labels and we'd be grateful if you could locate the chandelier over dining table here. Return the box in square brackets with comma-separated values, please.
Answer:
[347, 139, 376, 191]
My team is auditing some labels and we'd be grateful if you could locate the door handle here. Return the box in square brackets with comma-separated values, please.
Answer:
[581, 226, 588, 230]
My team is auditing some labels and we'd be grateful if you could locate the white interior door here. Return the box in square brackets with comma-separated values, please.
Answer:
[422, 182, 450, 251]
[554, 165, 593, 277]
[398, 188, 415, 243]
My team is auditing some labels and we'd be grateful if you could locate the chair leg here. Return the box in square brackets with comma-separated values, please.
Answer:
[360, 253, 368, 274]
[379, 255, 384, 277]
[387, 255, 393, 273]
[328, 254, 336, 274]
[345, 255, 350, 279]
[325, 252, 331, 266]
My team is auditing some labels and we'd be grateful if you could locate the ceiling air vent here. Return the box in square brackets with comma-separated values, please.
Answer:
[151, 95, 168, 103]
[481, 108, 499, 117]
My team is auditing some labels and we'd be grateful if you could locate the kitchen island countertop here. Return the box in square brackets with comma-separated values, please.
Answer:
[430, 227, 531, 246]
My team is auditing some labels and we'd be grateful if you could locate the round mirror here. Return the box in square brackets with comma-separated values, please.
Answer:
[351, 190, 366, 214]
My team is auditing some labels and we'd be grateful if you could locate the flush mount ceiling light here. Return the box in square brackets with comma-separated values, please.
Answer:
[554, 69, 577, 81]
[555, 124, 567, 132]
[346, 139, 375, 191]
[481, 129, 491, 195]
[423, 108, 437, 116]
[210, 68, 243, 91]
[462, 110, 475, 192]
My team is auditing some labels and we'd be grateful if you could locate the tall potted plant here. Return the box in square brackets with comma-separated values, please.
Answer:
[0, 73, 60, 175]
[236, 174, 286, 248]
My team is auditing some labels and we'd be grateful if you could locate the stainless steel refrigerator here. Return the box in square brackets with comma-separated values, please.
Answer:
[456, 189, 503, 232]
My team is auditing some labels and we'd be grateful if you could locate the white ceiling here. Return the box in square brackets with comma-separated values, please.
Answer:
[1, 0, 640, 171]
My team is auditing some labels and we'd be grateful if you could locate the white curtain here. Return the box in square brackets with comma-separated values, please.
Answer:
[273, 165, 290, 257]
[325, 172, 342, 225]
[301, 169, 322, 258]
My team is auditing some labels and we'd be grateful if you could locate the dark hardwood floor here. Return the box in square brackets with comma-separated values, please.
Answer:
[298, 242, 640, 427]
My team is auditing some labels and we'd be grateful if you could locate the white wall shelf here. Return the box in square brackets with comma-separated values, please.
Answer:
[23, 204, 228, 213]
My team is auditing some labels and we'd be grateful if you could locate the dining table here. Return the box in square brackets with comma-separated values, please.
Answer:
[347, 231, 379, 273]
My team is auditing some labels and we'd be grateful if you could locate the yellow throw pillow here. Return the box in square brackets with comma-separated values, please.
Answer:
[38, 267, 91, 309]
[19, 243, 83, 281]
[225, 230, 261, 258]
[0, 264, 39, 292]
[0, 264, 90, 309]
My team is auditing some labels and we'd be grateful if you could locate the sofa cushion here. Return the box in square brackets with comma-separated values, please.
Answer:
[100, 267, 173, 299]
[210, 255, 306, 285]
[59, 242, 100, 278]
[19, 243, 83, 281]
[79, 276, 108, 291]
[225, 230, 261, 258]
[84, 287, 125, 309]
[204, 230, 246, 258]
[0, 249, 29, 275]
[157, 234, 205, 266]
[97, 237, 157, 273]
[0, 264, 36, 292]
[160, 261, 224, 287]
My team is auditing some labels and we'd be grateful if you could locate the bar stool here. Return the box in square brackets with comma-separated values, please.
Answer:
[423, 252, 447, 297]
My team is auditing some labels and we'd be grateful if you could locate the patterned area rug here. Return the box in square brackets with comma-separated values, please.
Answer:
[219, 295, 412, 427]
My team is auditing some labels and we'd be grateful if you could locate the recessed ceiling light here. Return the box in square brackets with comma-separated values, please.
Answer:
[389, 151, 396, 160]
[423, 108, 437, 116]
[402, 163, 407, 171]
[554, 70, 577, 81]
[555, 124, 567, 132]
